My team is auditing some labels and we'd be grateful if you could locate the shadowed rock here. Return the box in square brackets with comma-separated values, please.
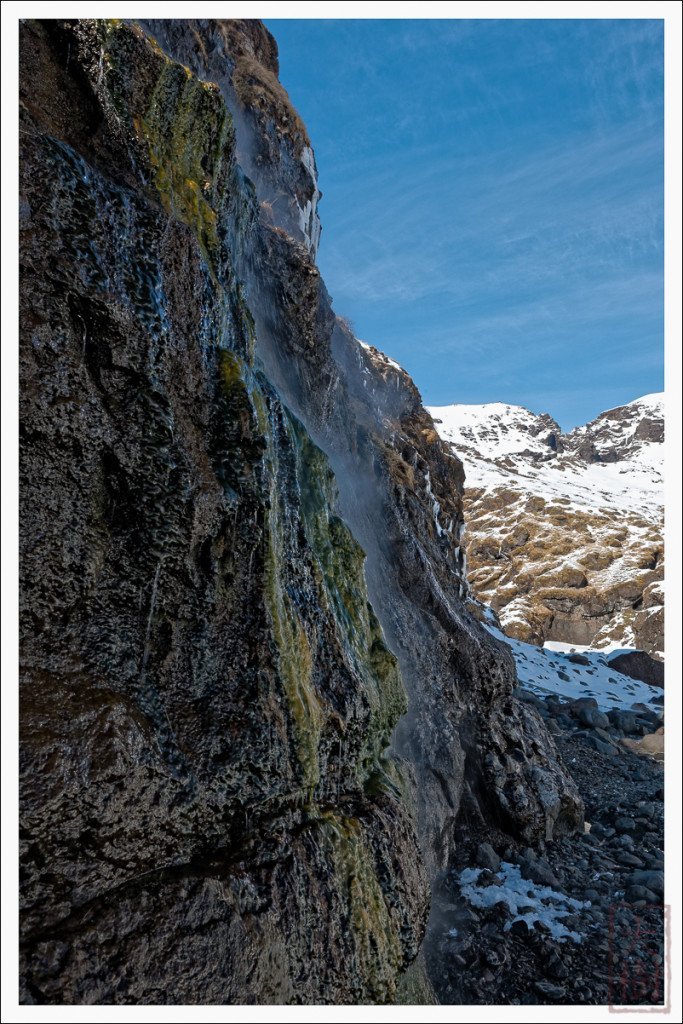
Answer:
[19, 18, 582, 1004]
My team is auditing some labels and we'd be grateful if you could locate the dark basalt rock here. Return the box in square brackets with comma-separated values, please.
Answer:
[19, 18, 582, 1004]
[608, 650, 665, 688]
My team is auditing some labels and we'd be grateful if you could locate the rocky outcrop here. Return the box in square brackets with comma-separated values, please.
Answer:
[430, 398, 664, 656]
[608, 651, 665, 689]
[565, 397, 665, 462]
[19, 19, 581, 1004]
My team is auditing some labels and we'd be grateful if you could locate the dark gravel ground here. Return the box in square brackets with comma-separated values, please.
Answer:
[429, 693, 665, 1006]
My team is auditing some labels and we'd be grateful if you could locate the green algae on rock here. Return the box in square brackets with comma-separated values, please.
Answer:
[19, 17, 428, 1004]
[19, 16, 581, 1006]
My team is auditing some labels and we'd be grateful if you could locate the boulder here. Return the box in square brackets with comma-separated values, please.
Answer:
[625, 886, 658, 905]
[578, 706, 610, 730]
[614, 816, 637, 833]
[630, 870, 664, 896]
[519, 855, 560, 889]
[608, 650, 664, 688]
[607, 709, 641, 735]
[580, 734, 617, 757]
[482, 698, 585, 843]
[475, 842, 502, 874]
[568, 697, 599, 717]
[535, 980, 567, 1001]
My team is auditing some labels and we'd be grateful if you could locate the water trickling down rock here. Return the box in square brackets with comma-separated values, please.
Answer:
[19, 18, 582, 1004]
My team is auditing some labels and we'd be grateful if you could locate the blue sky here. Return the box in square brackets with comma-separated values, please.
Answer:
[267, 19, 664, 430]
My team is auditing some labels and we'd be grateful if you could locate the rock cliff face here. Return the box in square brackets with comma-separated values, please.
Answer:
[430, 397, 664, 656]
[19, 19, 581, 1004]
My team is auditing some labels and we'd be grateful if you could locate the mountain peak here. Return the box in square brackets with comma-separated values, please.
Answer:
[428, 393, 664, 495]
[429, 392, 664, 655]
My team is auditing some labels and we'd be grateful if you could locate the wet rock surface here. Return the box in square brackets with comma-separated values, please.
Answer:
[19, 18, 587, 1004]
[19, 19, 427, 1004]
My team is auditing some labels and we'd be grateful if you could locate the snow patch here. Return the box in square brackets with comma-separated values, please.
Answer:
[356, 338, 405, 374]
[458, 862, 590, 944]
[487, 626, 663, 711]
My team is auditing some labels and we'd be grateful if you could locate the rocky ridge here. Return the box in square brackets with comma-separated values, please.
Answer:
[429, 395, 664, 655]
[19, 19, 582, 1004]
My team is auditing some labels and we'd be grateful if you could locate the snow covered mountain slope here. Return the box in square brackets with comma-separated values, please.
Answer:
[488, 627, 663, 712]
[428, 395, 664, 656]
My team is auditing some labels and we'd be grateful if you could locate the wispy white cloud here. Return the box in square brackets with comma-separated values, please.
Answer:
[273, 17, 663, 427]
[320, 120, 662, 320]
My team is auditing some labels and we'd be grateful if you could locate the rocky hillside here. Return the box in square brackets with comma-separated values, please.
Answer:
[19, 19, 582, 1004]
[429, 395, 664, 656]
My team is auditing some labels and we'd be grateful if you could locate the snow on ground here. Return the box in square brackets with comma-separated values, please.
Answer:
[432, 402, 551, 461]
[487, 626, 663, 711]
[445, 440, 661, 518]
[544, 639, 629, 656]
[458, 862, 591, 943]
